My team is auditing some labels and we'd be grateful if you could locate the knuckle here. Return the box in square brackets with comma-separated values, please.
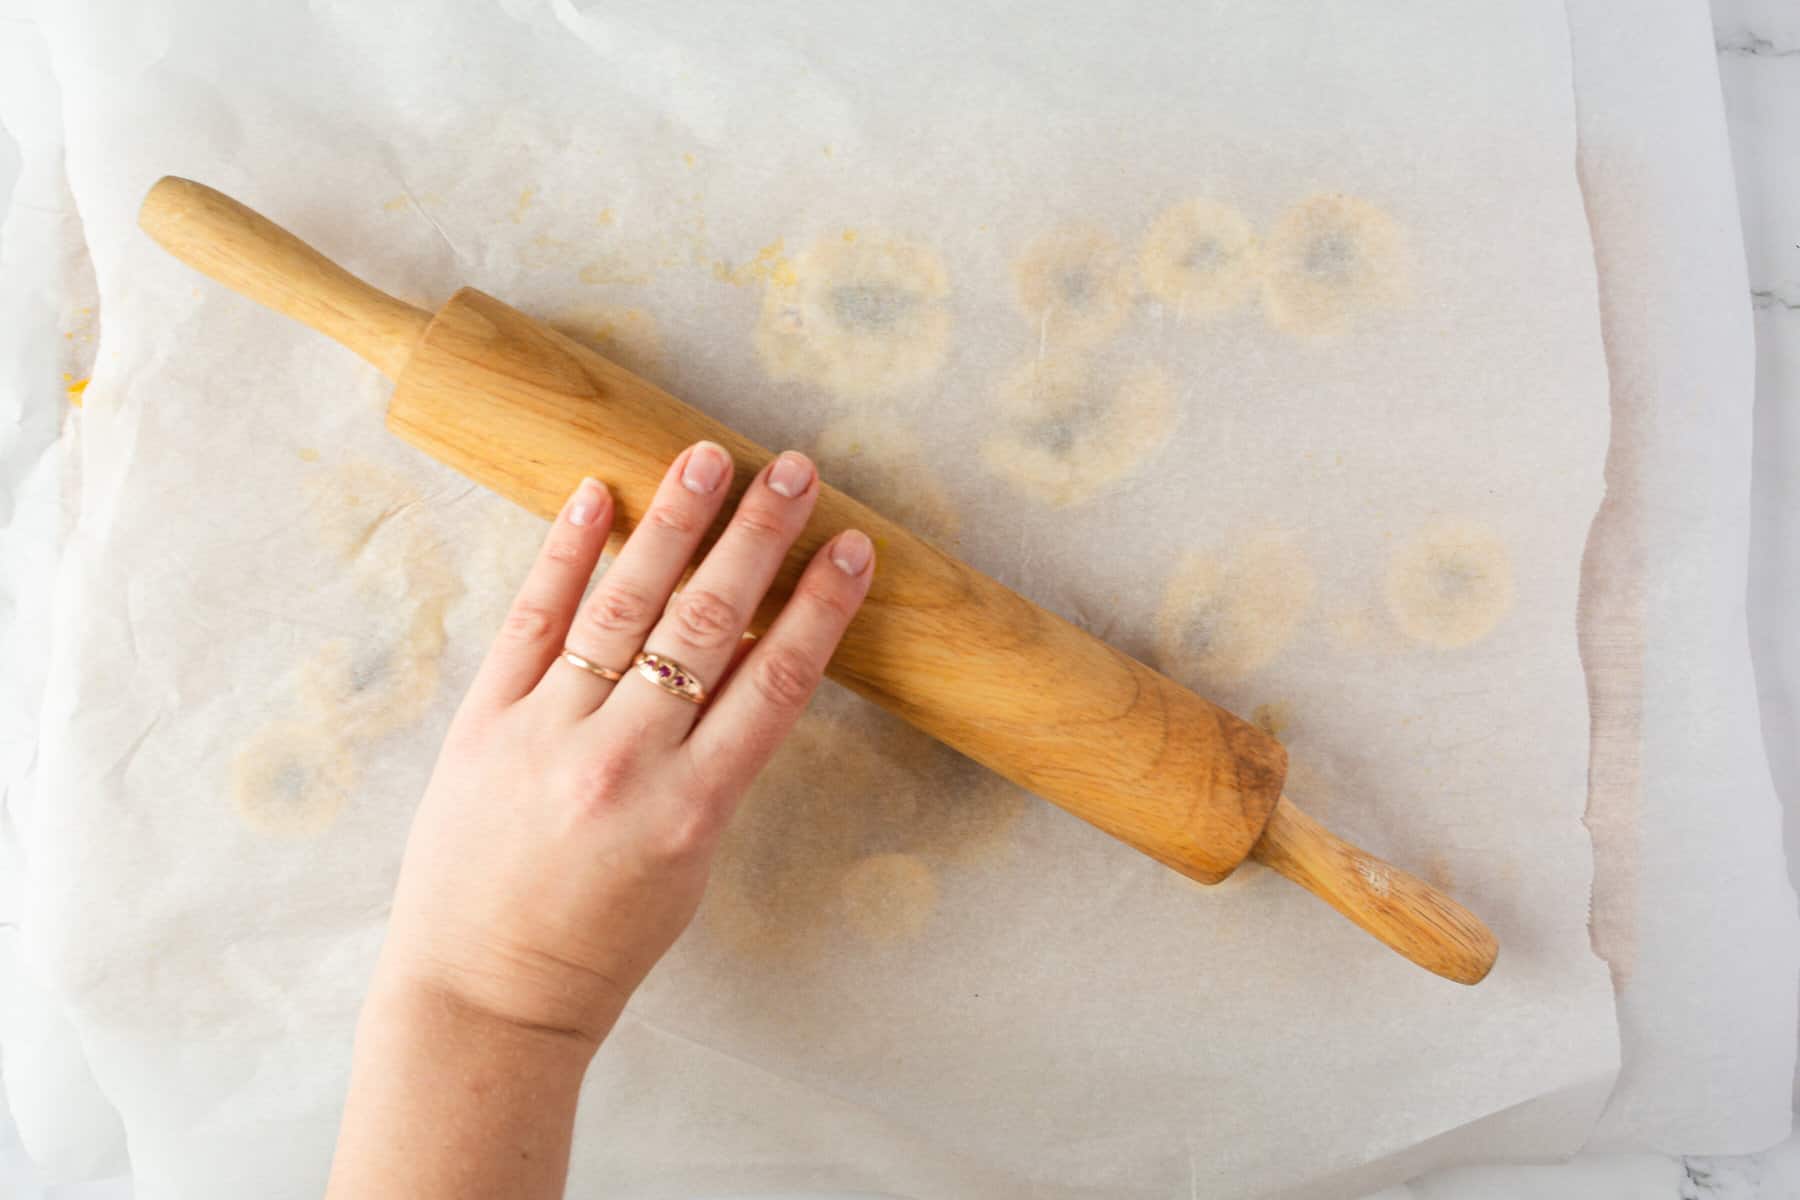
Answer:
[655, 802, 720, 860]
[567, 749, 638, 818]
[585, 583, 657, 636]
[795, 577, 858, 622]
[643, 503, 698, 536]
[683, 757, 731, 813]
[731, 505, 790, 545]
[501, 602, 557, 644]
[542, 536, 587, 567]
[750, 645, 820, 709]
[669, 588, 742, 649]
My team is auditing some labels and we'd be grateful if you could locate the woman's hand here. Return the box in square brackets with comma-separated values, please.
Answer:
[328, 440, 871, 1198]
[373, 439, 873, 1047]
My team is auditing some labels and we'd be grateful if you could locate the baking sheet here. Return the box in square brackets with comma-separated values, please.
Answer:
[14, 1, 1625, 1196]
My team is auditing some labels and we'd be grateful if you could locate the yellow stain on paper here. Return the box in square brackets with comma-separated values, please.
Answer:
[1138, 198, 1261, 318]
[231, 460, 466, 837]
[381, 191, 442, 215]
[1154, 532, 1317, 684]
[578, 260, 656, 286]
[812, 411, 962, 547]
[587, 307, 664, 371]
[1383, 517, 1515, 649]
[564, 198, 710, 284]
[752, 231, 952, 401]
[1260, 194, 1407, 336]
[63, 374, 89, 406]
[549, 305, 665, 375]
[518, 234, 578, 272]
[712, 238, 797, 288]
[701, 703, 1026, 960]
[838, 854, 939, 943]
[230, 719, 359, 837]
[1012, 224, 1133, 349]
[981, 355, 1178, 508]
[1326, 606, 1375, 648]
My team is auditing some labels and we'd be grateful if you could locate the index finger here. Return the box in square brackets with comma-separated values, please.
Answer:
[464, 476, 614, 711]
[680, 528, 875, 803]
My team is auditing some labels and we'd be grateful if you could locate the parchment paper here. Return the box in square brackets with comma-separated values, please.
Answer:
[0, 1, 128, 1182]
[1566, 0, 1800, 1154]
[16, 2, 1624, 1196]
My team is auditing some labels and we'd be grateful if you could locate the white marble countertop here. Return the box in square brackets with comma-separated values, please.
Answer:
[2, 2, 1796, 1197]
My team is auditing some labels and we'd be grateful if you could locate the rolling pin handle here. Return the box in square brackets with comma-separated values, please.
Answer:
[137, 177, 430, 381]
[1252, 796, 1499, 986]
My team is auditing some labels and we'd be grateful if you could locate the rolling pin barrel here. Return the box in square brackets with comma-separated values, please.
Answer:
[137, 176, 1498, 986]
[385, 283, 1288, 885]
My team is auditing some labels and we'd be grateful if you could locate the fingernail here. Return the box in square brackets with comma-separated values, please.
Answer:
[831, 529, 873, 576]
[567, 477, 604, 526]
[768, 451, 815, 498]
[682, 441, 731, 494]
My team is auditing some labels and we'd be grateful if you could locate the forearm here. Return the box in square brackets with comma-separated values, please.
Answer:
[325, 965, 608, 1199]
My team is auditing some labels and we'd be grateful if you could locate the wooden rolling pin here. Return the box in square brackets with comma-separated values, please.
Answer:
[139, 176, 1498, 985]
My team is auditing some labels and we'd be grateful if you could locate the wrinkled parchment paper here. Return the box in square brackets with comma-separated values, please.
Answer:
[11, 1, 1631, 1196]
[1566, 0, 1800, 1154]
[0, 3, 130, 1182]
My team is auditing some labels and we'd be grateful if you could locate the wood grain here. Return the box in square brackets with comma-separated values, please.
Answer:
[137, 176, 1502, 983]
[1253, 797, 1498, 984]
[138, 177, 430, 380]
[388, 287, 1287, 883]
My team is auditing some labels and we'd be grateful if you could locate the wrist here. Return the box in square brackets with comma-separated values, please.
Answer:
[329, 953, 600, 1199]
[364, 954, 616, 1069]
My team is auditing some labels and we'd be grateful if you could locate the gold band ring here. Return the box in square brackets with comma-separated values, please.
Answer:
[633, 650, 708, 705]
[559, 647, 625, 681]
